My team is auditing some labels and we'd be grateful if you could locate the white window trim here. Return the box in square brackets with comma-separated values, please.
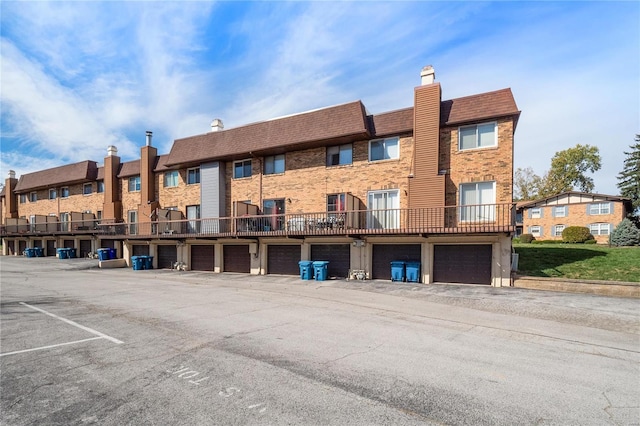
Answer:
[327, 144, 353, 166]
[530, 207, 542, 219]
[553, 224, 565, 237]
[458, 121, 497, 151]
[233, 159, 252, 179]
[459, 181, 496, 222]
[554, 206, 566, 217]
[589, 203, 611, 215]
[369, 137, 400, 162]
[61, 187, 70, 198]
[530, 225, 542, 237]
[589, 223, 611, 235]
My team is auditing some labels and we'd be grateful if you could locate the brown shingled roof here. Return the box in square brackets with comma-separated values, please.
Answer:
[165, 101, 370, 167]
[370, 107, 413, 137]
[14, 161, 98, 192]
[153, 154, 172, 172]
[117, 160, 140, 178]
[97, 166, 104, 180]
[441, 88, 520, 127]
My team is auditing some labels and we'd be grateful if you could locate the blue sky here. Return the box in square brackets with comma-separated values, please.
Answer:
[1, 1, 638, 196]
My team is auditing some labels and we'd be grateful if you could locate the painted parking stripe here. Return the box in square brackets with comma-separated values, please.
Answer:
[0, 337, 102, 357]
[18, 302, 124, 344]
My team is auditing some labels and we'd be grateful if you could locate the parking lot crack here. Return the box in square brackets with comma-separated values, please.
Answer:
[323, 342, 385, 365]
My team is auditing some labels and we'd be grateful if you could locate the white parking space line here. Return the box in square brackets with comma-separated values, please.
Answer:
[18, 301, 124, 344]
[0, 337, 102, 357]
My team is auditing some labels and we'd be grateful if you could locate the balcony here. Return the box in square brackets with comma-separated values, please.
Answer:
[1, 204, 516, 239]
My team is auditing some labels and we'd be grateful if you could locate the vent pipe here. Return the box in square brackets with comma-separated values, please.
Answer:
[211, 118, 224, 132]
[420, 65, 435, 85]
[145, 131, 153, 146]
[107, 145, 118, 156]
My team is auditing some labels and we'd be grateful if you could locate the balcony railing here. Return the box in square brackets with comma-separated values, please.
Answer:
[1, 203, 516, 239]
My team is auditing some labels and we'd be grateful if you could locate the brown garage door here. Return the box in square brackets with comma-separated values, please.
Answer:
[100, 240, 115, 249]
[157, 245, 177, 269]
[18, 240, 27, 254]
[132, 244, 150, 256]
[46, 240, 56, 256]
[63, 239, 74, 248]
[433, 245, 492, 285]
[79, 240, 92, 258]
[371, 244, 421, 280]
[33, 240, 43, 248]
[191, 245, 214, 271]
[310, 244, 350, 278]
[224, 245, 250, 273]
[267, 245, 300, 275]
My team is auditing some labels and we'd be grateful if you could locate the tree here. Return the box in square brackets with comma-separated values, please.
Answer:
[539, 144, 602, 197]
[513, 167, 544, 201]
[609, 218, 640, 246]
[617, 134, 640, 215]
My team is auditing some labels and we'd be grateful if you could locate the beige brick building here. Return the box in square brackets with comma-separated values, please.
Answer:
[2, 66, 522, 287]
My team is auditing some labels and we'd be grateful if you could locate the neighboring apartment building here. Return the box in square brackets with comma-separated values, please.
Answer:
[1, 66, 521, 286]
[517, 192, 632, 243]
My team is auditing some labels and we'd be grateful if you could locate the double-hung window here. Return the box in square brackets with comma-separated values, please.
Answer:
[589, 223, 611, 235]
[83, 183, 92, 195]
[530, 207, 542, 219]
[460, 181, 496, 222]
[187, 168, 200, 184]
[264, 155, 285, 175]
[553, 206, 567, 217]
[30, 192, 37, 202]
[49, 189, 57, 200]
[369, 137, 399, 162]
[164, 171, 179, 188]
[459, 122, 497, 150]
[61, 187, 70, 198]
[327, 144, 353, 166]
[234, 160, 252, 179]
[553, 224, 565, 237]
[530, 225, 542, 237]
[128, 176, 141, 192]
[589, 203, 611, 215]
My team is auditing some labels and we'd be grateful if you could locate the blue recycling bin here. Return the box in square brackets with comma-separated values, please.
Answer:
[57, 248, 68, 259]
[108, 248, 117, 259]
[298, 261, 313, 280]
[131, 256, 143, 270]
[143, 256, 153, 270]
[67, 248, 77, 258]
[390, 261, 406, 282]
[312, 261, 329, 281]
[24, 248, 35, 258]
[405, 261, 421, 283]
[34, 247, 44, 257]
[97, 248, 110, 261]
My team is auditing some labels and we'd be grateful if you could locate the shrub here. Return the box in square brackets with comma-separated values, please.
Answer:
[532, 239, 563, 244]
[584, 239, 597, 244]
[609, 218, 640, 246]
[512, 237, 521, 244]
[562, 226, 594, 243]
[520, 233, 535, 244]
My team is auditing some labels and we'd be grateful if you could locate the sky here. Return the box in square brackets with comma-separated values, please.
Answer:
[1, 1, 638, 197]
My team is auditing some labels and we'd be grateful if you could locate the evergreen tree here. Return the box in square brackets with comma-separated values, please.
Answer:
[609, 218, 640, 246]
[617, 134, 640, 216]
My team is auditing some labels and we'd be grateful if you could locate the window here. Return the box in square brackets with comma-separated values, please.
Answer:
[83, 183, 92, 195]
[30, 192, 37, 202]
[128, 210, 138, 235]
[327, 193, 346, 212]
[367, 190, 399, 229]
[128, 176, 141, 192]
[187, 205, 201, 233]
[530, 207, 542, 219]
[262, 199, 285, 231]
[589, 203, 611, 215]
[264, 155, 285, 175]
[369, 137, 399, 161]
[460, 181, 496, 221]
[553, 206, 567, 217]
[233, 160, 252, 179]
[590, 223, 611, 235]
[20, 194, 27, 203]
[327, 144, 353, 166]
[459, 122, 497, 150]
[97, 181, 104, 193]
[553, 225, 565, 237]
[61, 187, 70, 198]
[49, 189, 57, 200]
[97, 211, 102, 221]
[187, 168, 200, 184]
[530, 225, 542, 237]
[60, 212, 70, 232]
[164, 171, 179, 188]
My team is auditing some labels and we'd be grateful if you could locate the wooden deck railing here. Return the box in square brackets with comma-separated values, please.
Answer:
[1, 203, 516, 239]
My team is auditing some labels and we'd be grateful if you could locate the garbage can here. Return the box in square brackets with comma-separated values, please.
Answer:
[97, 248, 110, 261]
[312, 261, 329, 281]
[298, 261, 314, 280]
[131, 256, 143, 270]
[24, 248, 35, 258]
[390, 261, 406, 282]
[34, 247, 44, 257]
[405, 261, 421, 283]
[108, 248, 117, 260]
[57, 248, 68, 259]
[143, 256, 153, 270]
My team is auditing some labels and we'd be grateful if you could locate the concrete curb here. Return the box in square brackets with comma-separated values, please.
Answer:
[513, 275, 640, 298]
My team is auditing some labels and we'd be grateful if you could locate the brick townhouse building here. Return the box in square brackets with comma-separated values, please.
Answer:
[1, 66, 521, 286]
[517, 192, 632, 243]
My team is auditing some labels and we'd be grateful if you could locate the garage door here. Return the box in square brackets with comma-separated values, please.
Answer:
[132, 244, 149, 256]
[191, 245, 215, 271]
[310, 244, 350, 278]
[79, 240, 92, 258]
[433, 245, 492, 285]
[371, 244, 421, 280]
[46, 240, 56, 256]
[157, 245, 177, 269]
[33, 240, 43, 248]
[63, 239, 74, 249]
[100, 240, 115, 249]
[267, 245, 300, 275]
[224, 245, 250, 273]
[18, 240, 27, 254]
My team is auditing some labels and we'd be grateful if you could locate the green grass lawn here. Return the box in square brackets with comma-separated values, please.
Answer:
[513, 243, 640, 282]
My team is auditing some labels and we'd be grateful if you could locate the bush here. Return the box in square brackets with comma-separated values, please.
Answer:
[584, 239, 597, 244]
[532, 239, 563, 244]
[562, 226, 594, 243]
[609, 218, 640, 246]
[520, 234, 535, 244]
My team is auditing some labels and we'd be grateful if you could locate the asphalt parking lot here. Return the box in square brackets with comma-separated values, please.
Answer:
[1, 256, 639, 425]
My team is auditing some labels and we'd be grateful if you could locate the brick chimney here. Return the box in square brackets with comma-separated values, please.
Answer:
[140, 131, 159, 224]
[4, 170, 18, 221]
[102, 146, 122, 222]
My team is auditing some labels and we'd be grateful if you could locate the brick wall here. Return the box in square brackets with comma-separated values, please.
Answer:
[121, 178, 140, 219]
[157, 170, 200, 213]
[16, 183, 104, 219]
